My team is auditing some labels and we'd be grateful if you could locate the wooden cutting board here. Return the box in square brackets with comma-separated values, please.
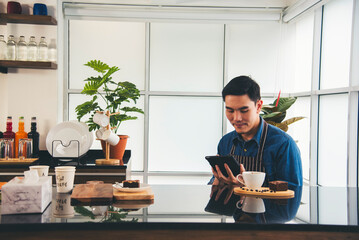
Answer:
[71, 183, 114, 205]
[233, 187, 294, 199]
[113, 188, 154, 201]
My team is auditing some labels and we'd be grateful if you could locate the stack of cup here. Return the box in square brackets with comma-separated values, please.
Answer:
[29, 165, 49, 177]
[94, 112, 119, 146]
[55, 166, 76, 193]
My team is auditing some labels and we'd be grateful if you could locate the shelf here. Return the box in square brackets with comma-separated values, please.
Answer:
[0, 13, 57, 25]
[0, 60, 57, 73]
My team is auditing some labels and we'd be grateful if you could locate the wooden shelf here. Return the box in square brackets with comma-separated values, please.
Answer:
[0, 60, 57, 73]
[0, 13, 57, 25]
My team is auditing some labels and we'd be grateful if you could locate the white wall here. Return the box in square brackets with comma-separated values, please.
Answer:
[0, 0, 58, 151]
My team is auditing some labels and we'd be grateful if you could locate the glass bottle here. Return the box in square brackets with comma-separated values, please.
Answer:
[0, 35, 6, 60]
[48, 38, 57, 62]
[6, 35, 16, 60]
[27, 117, 39, 157]
[38, 36, 48, 61]
[27, 36, 37, 61]
[15, 116, 28, 158]
[16, 36, 27, 61]
[3, 116, 16, 157]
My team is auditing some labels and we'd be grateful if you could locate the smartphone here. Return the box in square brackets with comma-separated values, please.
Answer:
[205, 155, 241, 177]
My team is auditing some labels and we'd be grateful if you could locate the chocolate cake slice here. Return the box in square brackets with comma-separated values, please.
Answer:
[268, 180, 288, 192]
[123, 180, 140, 188]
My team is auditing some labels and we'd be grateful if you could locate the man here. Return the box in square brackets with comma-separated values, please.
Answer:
[210, 76, 302, 188]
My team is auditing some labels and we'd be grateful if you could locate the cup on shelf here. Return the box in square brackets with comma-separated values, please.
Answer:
[18, 138, 33, 160]
[0, 138, 14, 160]
[33, 3, 47, 16]
[29, 165, 49, 177]
[102, 130, 119, 146]
[93, 112, 110, 127]
[7, 1, 22, 14]
[55, 166, 76, 193]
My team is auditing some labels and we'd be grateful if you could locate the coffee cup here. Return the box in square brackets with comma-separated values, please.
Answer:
[29, 165, 49, 177]
[93, 112, 110, 127]
[102, 130, 119, 146]
[33, 3, 47, 16]
[241, 171, 266, 189]
[55, 166, 76, 193]
[238, 197, 265, 213]
[7, 1, 22, 14]
[95, 127, 106, 139]
[53, 193, 74, 218]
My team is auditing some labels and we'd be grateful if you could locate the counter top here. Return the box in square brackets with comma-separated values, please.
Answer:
[0, 184, 358, 239]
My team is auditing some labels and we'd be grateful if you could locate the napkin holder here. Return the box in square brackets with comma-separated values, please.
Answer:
[1, 176, 52, 215]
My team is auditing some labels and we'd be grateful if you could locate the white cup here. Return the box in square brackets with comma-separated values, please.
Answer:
[93, 113, 110, 127]
[29, 165, 49, 177]
[55, 166, 76, 193]
[95, 127, 106, 139]
[53, 193, 74, 218]
[242, 171, 266, 189]
[102, 130, 120, 146]
[239, 197, 265, 213]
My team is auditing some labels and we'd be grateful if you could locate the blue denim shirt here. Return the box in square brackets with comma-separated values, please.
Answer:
[209, 117, 303, 187]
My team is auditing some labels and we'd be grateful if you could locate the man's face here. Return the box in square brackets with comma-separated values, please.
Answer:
[225, 95, 263, 139]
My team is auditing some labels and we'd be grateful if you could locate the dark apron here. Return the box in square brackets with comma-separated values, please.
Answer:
[230, 121, 268, 172]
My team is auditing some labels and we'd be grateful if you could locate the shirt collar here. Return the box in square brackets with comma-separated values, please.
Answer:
[232, 117, 264, 146]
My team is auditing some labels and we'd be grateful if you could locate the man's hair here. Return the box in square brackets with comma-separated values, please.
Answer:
[222, 76, 261, 102]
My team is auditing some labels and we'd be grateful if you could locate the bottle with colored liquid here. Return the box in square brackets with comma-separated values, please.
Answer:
[15, 116, 28, 158]
[3, 116, 15, 157]
[3, 116, 15, 139]
[28, 117, 39, 157]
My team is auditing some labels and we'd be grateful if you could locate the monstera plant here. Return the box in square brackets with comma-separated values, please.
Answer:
[260, 95, 304, 132]
[75, 60, 144, 133]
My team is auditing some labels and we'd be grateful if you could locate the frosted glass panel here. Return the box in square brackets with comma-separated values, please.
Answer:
[285, 13, 314, 93]
[68, 94, 145, 171]
[150, 23, 224, 92]
[69, 20, 146, 90]
[318, 94, 348, 186]
[318, 187, 348, 224]
[148, 96, 222, 172]
[286, 97, 311, 181]
[320, 0, 353, 89]
[226, 22, 281, 93]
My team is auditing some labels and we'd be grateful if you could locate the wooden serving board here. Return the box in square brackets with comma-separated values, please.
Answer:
[71, 183, 114, 205]
[113, 189, 154, 201]
[0, 158, 39, 165]
[233, 187, 294, 199]
[113, 199, 154, 210]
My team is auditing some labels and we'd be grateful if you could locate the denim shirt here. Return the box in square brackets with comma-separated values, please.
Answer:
[209, 117, 303, 187]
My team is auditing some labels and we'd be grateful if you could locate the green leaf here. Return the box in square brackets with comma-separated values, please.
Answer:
[82, 80, 102, 95]
[85, 60, 110, 74]
[75, 96, 99, 121]
[273, 97, 297, 112]
[74, 206, 96, 219]
[282, 116, 305, 126]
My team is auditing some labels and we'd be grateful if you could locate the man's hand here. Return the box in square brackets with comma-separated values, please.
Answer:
[212, 163, 239, 185]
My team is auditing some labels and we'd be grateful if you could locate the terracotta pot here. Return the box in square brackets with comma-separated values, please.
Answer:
[101, 135, 129, 162]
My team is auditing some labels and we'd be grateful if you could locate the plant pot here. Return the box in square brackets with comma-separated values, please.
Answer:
[101, 135, 129, 162]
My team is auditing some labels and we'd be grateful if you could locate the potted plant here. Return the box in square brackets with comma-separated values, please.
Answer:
[75, 60, 144, 162]
[260, 94, 304, 132]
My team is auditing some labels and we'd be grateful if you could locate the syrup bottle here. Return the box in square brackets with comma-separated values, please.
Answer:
[3, 116, 15, 139]
[28, 117, 39, 157]
[15, 116, 28, 158]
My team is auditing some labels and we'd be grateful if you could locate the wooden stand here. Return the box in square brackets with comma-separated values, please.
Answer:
[95, 110, 121, 166]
